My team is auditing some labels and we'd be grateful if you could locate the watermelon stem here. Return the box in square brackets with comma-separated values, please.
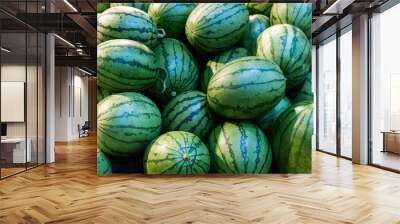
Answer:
[157, 28, 166, 39]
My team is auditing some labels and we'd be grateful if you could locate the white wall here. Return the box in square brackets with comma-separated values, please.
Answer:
[54, 67, 89, 141]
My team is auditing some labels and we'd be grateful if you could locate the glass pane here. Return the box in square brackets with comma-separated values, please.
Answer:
[1, 30, 27, 177]
[38, 32, 45, 165]
[318, 36, 337, 154]
[27, 31, 38, 169]
[371, 5, 400, 171]
[340, 28, 352, 158]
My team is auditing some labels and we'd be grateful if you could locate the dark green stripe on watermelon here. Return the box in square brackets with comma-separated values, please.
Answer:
[256, 24, 311, 89]
[97, 150, 112, 174]
[97, 92, 161, 157]
[271, 102, 313, 173]
[148, 3, 196, 40]
[255, 96, 292, 132]
[293, 72, 313, 103]
[241, 14, 270, 55]
[186, 3, 249, 53]
[208, 121, 272, 174]
[97, 39, 159, 92]
[162, 91, 218, 139]
[97, 3, 110, 13]
[207, 56, 286, 119]
[97, 6, 158, 46]
[148, 38, 199, 101]
[270, 3, 312, 38]
[201, 48, 249, 92]
[144, 131, 210, 174]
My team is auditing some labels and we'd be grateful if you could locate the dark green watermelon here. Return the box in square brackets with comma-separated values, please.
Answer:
[97, 39, 159, 92]
[97, 3, 110, 13]
[201, 48, 249, 92]
[271, 102, 313, 173]
[208, 121, 272, 174]
[97, 92, 162, 157]
[162, 91, 218, 139]
[148, 3, 196, 40]
[97, 150, 112, 174]
[148, 38, 199, 101]
[186, 3, 249, 53]
[270, 3, 312, 38]
[293, 72, 313, 103]
[256, 96, 292, 132]
[256, 24, 311, 88]
[97, 6, 162, 46]
[245, 3, 273, 16]
[242, 14, 270, 54]
[207, 56, 286, 119]
[144, 131, 210, 174]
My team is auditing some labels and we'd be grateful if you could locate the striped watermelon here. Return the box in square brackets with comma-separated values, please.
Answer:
[97, 39, 159, 92]
[110, 3, 149, 12]
[245, 3, 273, 16]
[208, 121, 272, 174]
[148, 3, 197, 40]
[162, 91, 218, 139]
[242, 14, 270, 54]
[271, 102, 313, 173]
[97, 150, 112, 174]
[148, 38, 199, 101]
[256, 24, 311, 88]
[256, 96, 291, 132]
[185, 3, 249, 53]
[97, 86, 114, 103]
[97, 3, 109, 13]
[97, 6, 163, 46]
[270, 3, 312, 38]
[207, 56, 286, 119]
[201, 48, 249, 92]
[293, 72, 313, 103]
[97, 92, 162, 157]
[144, 131, 210, 174]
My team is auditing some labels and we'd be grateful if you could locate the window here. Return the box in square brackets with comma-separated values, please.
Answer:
[370, 3, 400, 171]
[317, 35, 337, 154]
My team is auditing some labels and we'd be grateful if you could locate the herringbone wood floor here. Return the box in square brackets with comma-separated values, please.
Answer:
[1, 135, 400, 224]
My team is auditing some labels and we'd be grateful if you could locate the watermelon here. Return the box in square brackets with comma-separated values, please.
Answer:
[97, 3, 110, 13]
[242, 14, 270, 54]
[185, 3, 249, 53]
[97, 86, 114, 103]
[97, 39, 159, 92]
[245, 3, 273, 16]
[201, 48, 249, 92]
[97, 92, 162, 157]
[97, 6, 163, 46]
[162, 91, 218, 139]
[208, 121, 272, 174]
[97, 150, 112, 174]
[148, 3, 197, 39]
[255, 96, 291, 132]
[270, 3, 312, 38]
[148, 38, 199, 101]
[207, 56, 286, 119]
[144, 131, 210, 174]
[110, 3, 150, 12]
[293, 72, 313, 103]
[271, 102, 313, 173]
[256, 24, 311, 88]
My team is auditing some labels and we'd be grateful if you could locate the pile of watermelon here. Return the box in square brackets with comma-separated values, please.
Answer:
[97, 3, 314, 175]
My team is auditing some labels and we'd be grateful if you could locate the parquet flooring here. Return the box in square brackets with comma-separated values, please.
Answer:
[0, 135, 400, 224]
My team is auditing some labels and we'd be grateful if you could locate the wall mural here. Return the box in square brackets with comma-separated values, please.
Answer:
[97, 2, 314, 175]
